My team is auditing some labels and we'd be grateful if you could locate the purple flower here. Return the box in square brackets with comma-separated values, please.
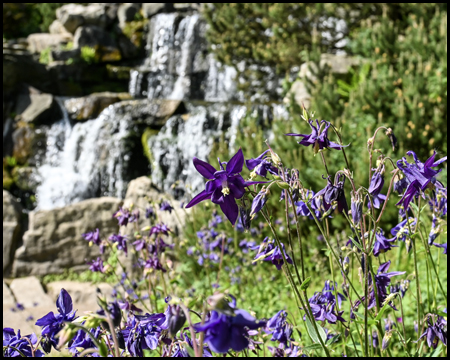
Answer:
[396, 151, 447, 209]
[160, 201, 174, 213]
[418, 316, 447, 349]
[250, 188, 268, 219]
[313, 174, 348, 214]
[109, 233, 128, 255]
[391, 218, 416, 253]
[113, 207, 130, 226]
[373, 229, 397, 257]
[82, 228, 101, 246]
[185, 149, 265, 225]
[149, 223, 171, 237]
[68, 326, 101, 356]
[3, 328, 44, 357]
[285, 120, 348, 153]
[265, 310, 293, 346]
[350, 190, 363, 225]
[433, 242, 447, 255]
[306, 281, 346, 324]
[87, 257, 104, 273]
[245, 150, 279, 178]
[368, 167, 386, 209]
[35, 288, 77, 350]
[195, 307, 266, 353]
[393, 173, 409, 195]
[145, 206, 156, 219]
[144, 256, 166, 272]
[253, 238, 293, 271]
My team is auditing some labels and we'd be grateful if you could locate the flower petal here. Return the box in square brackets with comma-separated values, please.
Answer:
[57, 288, 73, 315]
[35, 312, 57, 327]
[185, 190, 212, 208]
[220, 195, 239, 225]
[226, 148, 244, 175]
[193, 157, 217, 179]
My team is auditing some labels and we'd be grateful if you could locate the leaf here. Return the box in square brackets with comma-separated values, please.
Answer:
[304, 343, 323, 351]
[326, 333, 341, 345]
[375, 301, 391, 321]
[300, 277, 312, 291]
[98, 340, 108, 357]
[430, 344, 443, 357]
[410, 202, 420, 214]
[305, 318, 327, 344]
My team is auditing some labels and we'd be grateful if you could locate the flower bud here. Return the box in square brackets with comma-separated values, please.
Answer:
[382, 331, 393, 351]
[40, 337, 52, 353]
[167, 305, 187, 337]
[239, 206, 252, 231]
[385, 128, 398, 150]
[341, 256, 350, 275]
[372, 330, 379, 348]
[250, 188, 268, 220]
[399, 279, 410, 298]
[350, 191, 363, 225]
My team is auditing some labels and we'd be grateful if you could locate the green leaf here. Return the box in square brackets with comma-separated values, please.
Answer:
[304, 343, 323, 351]
[430, 344, 443, 357]
[410, 202, 420, 214]
[300, 277, 312, 291]
[305, 318, 327, 344]
[326, 333, 341, 345]
[375, 301, 391, 321]
[98, 340, 108, 357]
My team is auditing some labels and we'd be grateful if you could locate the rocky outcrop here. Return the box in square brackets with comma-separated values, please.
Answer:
[16, 93, 62, 126]
[9, 276, 53, 308]
[26, 33, 72, 54]
[142, 3, 174, 18]
[64, 92, 131, 121]
[56, 4, 110, 33]
[74, 25, 122, 62]
[12, 197, 122, 277]
[3, 191, 23, 274]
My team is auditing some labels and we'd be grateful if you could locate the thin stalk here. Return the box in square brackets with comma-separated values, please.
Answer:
[364, 253, 369, 357]
[399, 297, 408, 348]
[287, 189, 306, 279]
[179, 303, 200, 357]
[106, 312, 121, 357]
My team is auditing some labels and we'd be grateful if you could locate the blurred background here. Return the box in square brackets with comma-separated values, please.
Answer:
[2, 3, 447, 327]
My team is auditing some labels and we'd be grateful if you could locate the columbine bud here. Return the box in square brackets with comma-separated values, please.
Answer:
[385, 128, 398, 150]
[399, 279, 410, 298]
[167, 305, 187, 337]
[40, 337, 52, 353]
[382, 331, 393, 351]
[116, 330, 126, 350]
[341, 256, 350, 275]
[250, 188, 268, 220]
[414, 321, 418, 333]
[239, 206, 252, 231]
[350, 191, 363, 225]
[390, 283, 400, 294]
[372, 330, 379, 348]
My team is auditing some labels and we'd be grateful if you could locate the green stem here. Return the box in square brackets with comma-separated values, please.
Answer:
[287, 189, 306, 280]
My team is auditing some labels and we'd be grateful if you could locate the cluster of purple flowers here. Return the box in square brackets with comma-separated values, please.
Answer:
[307, 281, 346, 324]
[3, 328, 44, 357]
[419, 315, 447, 349]
[252, 237, 293, 271]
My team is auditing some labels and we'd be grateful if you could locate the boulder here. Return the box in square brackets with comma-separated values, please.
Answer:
[49, 19, 73, 36]
[26, 33, 72, 54]
[113, 99, 186, 127]
[74, 25, 121, 62]
[142, 3, 173, 18]
[117, 3, 141, 27]
[123, 177, 190, 238]
[56, 4, 109, 33]
[12, 197, 122, 277]
[51, 48, 81, 62]
[17, 93, 62, 126]
[3, 281, 15, 306]
[64, 92, 131, 121]
[3, 190, 22, 274]
[11, 167, 39, 192]
[9, 276, 53, 308]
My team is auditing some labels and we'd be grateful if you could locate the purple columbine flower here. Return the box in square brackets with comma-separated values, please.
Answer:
[418, 315, 447, 349]
[82, 228, 101, 246]
[396, 151, 447, 210]
[35, 288, 77, 351]
[295, 190, 323, 219]
[245, 150, 279, 179]
[160, 201, 174, 213]
[350, 190, 364, 225]
[113, 207, 130, 226]
[265, 310, 293, 346]
[286, 119, 348, 153]
[109, 233, 128, 255]
[3, 328, 44, 357]
[185, 149, 265, 225]
[394, 173, 409, 195]
[250, 188, 268, 219]
[194, 300, 266, 353]
[87, 257, 104, 273]
[373, 228, 397, 257]
[368, 166, 387, 209]
[68, 326, 101, 356]
[433, 242, 447, 255]
[149, 223, 171, 237]
[253, 238, 293, 271]
[391, 218, 417, 253]
[313, 174, 348, 214]
[145, 206, 156, 219]
[306, 280, 346, 324]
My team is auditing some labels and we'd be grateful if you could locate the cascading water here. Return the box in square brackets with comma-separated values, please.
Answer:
[34, 102, 141, 210]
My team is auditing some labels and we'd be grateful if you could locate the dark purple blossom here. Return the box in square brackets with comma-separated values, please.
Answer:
[68, 326, 101, 356]
[350, 190, 363, 225]
[265, 310, 293, 346]
[194, 304, 266, 353]
[368, 167, 387, 209]
[87, 257, 104, 273]
[433, 242, 447, 255]
[160, 201, 174, 213]
[391, 218, 417, 253]
[313, 174, 348, 214]
[3, 328, 44, 357]
[396, 151, 447, 210]
[185, 149, 265, 225]
[295, 190, 323, 219]
[253, 238, 293, 270]
[373, 229, 397, 257]
[149, 223, 171, 237]
[113, 207, 130, 226]
[285, 120, 348, 153]
[82, 228, 101, 246]
[109, 233, 128, 255]
[418, 316, 447, 349]
[250, 188, 268, 219]
[35, 288, 77, 350]
[306, 281, 346, 324]
[245, 150, 279, 178]
[145, 206, 156, 219]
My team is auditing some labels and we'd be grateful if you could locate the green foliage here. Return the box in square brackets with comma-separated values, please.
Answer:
[36, 3, 66, 32]
[39, 46, 52, 65]
[80, 46, 97, 64]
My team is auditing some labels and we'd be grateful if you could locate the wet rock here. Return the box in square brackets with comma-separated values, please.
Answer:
[12, 197, 122, 277]
[17, 93, 62, 126]
[117, 3, 141, 27]
[3, 190, 23, 274]
[27, 33, 72, 54]
[51, 48, 81, 62]
[11, 167, 38, 192]
[9, 276, 53, 308]
[64, 92, 131, 121]
[74, 25, 121, 63]
[142, 3, 173, 18]
[56, 4, 109, 33]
